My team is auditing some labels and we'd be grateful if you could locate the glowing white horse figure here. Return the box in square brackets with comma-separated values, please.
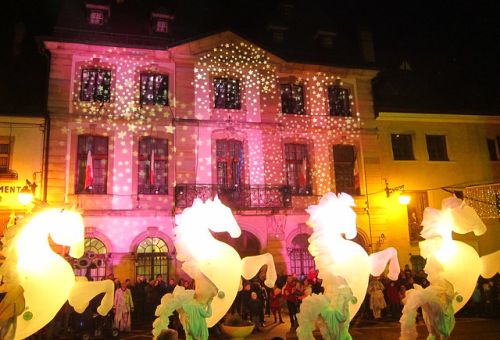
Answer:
[297, 192, 400, 339]
[0, 208, 114, 340]
[417, 196, 500, 312]
[172, 196, 277, 328]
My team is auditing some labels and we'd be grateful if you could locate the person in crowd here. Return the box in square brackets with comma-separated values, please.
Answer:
[166, 278, 176, 294]
[240, 282, 252, 320]
[131, 276, 147, 323]
[294, 280, 305, 312]
[303, 279, 312, 298]
[248, 292, 263, 332]
[368, 276, 386, 320]
[386, 281, 402, 320]
[283, 276, 299, 328]
[270, 286, 284, 324]
[275, 269, 288, 289]
[114, 279, 134, 332]
[145, 279, 158, 321]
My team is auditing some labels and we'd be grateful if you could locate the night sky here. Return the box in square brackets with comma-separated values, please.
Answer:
[2, 0, 499, 115]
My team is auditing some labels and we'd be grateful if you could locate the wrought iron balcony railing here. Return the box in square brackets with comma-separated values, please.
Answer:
[174, 184, 292, 210]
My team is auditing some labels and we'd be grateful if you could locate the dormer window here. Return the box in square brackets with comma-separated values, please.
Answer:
[151, 12, 173, 34]
[315, 31, 337, 49]
[85, 3, 110, 26]
[268, 25, 288, 44]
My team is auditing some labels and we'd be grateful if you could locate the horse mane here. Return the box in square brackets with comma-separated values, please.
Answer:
[306, 192, 355, 228]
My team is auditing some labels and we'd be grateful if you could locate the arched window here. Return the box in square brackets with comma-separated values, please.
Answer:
[74, 237, 107, 281]
[288, 233, 315, 276]
[136, 237, 169, 281]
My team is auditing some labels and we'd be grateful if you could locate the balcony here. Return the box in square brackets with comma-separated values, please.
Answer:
[174, 184, 292, 210]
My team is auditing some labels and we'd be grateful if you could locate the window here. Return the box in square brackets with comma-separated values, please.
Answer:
[487, 139, 499, 161]
[406, 191, 429, 243]
[140, 73, 168, 106]
[281, 84, 305, 114]
[74, 237, 107, 281]
[288, 234, 315, 276]
[285, 143, 311, 195]
[138, 137, 168, 194]
[136, 237, 169, 281]
[214, 78, 241, 109]
[88, 10, 105, 25]
[75, 135, 108, 194]
[216, 139, 244, 189]
[80, 68, 112, 102]
[391, 134, 415, 160]
[333, 145, 360, 196]
[155, 19, 168, 33]
[0, 139, 10, 173]
[426, 135, 449, 161]
[327, 86, 351, 117]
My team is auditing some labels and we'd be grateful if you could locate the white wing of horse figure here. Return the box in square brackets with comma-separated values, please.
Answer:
[0, 208, 114, 340]
[169, 196, 277, 328]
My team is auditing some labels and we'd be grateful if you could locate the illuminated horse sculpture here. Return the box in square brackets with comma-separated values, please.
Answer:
[400, 196, 500, 340]
[0, 208, 114, 340]
[153, 196, 277, 337]
[297, 193, 400, 340]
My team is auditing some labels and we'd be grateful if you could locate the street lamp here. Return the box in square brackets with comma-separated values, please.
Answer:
[18, 179, 37, 206]
[384, 179, 411, 205]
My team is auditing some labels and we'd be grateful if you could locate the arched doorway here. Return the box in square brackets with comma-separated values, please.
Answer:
[288, 233, 315, 277]
[136, 237, 170, 281]
[212, 230, 261, 258]
[74, 237, 108, 281]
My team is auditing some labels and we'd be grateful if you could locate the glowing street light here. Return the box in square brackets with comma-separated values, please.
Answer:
[18, 185, 33, 206]
[398, 193, 411, 205]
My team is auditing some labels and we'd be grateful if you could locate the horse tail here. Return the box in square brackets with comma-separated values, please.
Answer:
[152, 286, 195, 338]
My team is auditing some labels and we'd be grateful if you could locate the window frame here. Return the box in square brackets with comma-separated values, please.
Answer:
[79, 68, 112, 102]
[215, 139, 244, 189]
[138, 137, 168, 195]
[487, 138, 499, 161]
[327, 85, 352, 117]
[0, 138, 11, 174]
[284, 143, 312, 195]
[75, 135, 109, 195]
[333, 144, 360, 196]
[136, 237, 170, 281]
[213, 77, 241, 110]
[425, 134, 449, 161]
[391, 134, 415, 161]
[139, 73, 169, 106]
[280, 83, 305, 115]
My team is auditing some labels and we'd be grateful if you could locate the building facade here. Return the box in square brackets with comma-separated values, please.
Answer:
[41, 1, 499, 282]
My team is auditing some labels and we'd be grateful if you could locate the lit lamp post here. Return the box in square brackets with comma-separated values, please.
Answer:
[18, 179, 37, 207]
[384, 179, 411, 205]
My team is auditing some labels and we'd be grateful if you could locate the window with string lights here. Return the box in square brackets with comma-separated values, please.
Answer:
[213, 78, 241, 109]
[80, 68, 112, 102]
[280, 83, 305, 115]
[285, 143, 311, 195]
[140, 73, 169, 106]
[327, 85, 351, 117]
[75, 135, 108, 194]
[138, 137, 168, 194]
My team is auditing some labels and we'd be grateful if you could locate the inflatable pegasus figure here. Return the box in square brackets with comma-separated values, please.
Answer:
[297, 193, 400, 340]
[153, 196, 277, 338]
[400, 195, 500, 339]
[0, 208, 114, 340]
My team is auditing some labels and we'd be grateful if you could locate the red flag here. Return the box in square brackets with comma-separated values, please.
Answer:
[298, 157, 307, 187]
[84, 150, 93, 190]
[150, 149, 155, 186]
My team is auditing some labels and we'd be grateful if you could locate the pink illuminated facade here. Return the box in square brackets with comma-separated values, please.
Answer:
[43, 29, 379, 281]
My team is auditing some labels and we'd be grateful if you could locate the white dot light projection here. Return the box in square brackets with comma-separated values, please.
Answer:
[71, 47, 173, 133]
